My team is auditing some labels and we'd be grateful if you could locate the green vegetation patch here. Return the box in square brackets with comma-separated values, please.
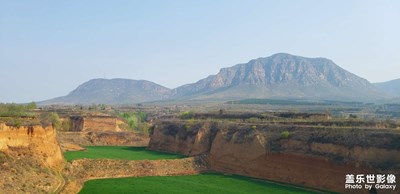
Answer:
[0, 102, 37, 117]
[64, 146, 184, 162]
[79, 173, 322, 194]
[117, 111, 152, 134]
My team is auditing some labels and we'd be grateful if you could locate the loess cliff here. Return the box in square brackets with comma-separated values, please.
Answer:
[148, 119, 400, 193]
[63, 115, 149, 148]
[0, 123, 64, 168]
[0, 123, 65, 193]
[70, 116, 124, 132]
[58, 131, 149, 147]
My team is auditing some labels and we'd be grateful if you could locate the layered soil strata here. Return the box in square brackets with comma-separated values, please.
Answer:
[0, 123, 64, 168]
[58, 131, 149, 146]
[148, 120, 400, 193]
[0, 123, 65, 193]
[70, 116, 124, 132]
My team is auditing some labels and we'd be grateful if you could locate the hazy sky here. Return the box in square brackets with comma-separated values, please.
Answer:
[0, 0, 399, 103]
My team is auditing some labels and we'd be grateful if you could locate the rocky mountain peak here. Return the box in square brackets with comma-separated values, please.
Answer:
[173, 53, 382, 101]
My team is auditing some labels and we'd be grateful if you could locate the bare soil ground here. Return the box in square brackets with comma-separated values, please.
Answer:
[0, 148, 61, 194]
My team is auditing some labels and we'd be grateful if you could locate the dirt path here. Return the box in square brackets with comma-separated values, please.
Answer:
[53, 171, 65, 194]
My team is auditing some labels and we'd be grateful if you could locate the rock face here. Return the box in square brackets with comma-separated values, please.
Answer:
[70, 116, 124, 132]
[0, 123, 64, 168]
[60, 115, 150, 147]
[148, 121, 218, 155]
[148, 120, 400, 193]
[374, 78, 400, 97]
[58, 131, 149, 146]
[0, 123, 65, 194]
[41, 78, 172, 105]
[173, 53, 384, 101]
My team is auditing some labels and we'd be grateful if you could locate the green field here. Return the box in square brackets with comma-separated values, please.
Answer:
[64, 146, 185, 162]
[79, 173, 321, 194]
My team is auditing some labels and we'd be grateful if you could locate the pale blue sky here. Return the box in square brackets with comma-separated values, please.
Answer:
[0, 0, 399, 103]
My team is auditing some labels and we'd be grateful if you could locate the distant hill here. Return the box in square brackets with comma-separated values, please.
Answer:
[374, 78, 400, 97]
[41, 79, 171, 105]
[172, 53, 384, 101]
[41, 53, 389, 105]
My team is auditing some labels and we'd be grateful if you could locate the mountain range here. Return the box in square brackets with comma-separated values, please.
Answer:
[374, 79, 400, 97]
[40, 53, 397, 105]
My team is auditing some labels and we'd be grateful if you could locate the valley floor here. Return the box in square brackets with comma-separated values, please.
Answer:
[62, 146, 331, 194]
[79, 173, 324, 194]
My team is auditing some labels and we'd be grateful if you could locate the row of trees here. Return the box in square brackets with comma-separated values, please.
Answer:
[0, 102, 37, 117]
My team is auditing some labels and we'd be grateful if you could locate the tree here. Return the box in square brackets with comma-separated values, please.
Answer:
[61, 119, 72, 131]
[180, 111, 194, 119]
[40, 112, 61, 130]
[26, 101, 37, 110]
[136, 111, 147, 122]
[0, 103, 29, 117]
[349, 114, 357, 119]
[120, 112, 139, 130]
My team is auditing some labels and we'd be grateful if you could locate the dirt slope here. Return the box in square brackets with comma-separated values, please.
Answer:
[0, 123, 65, 193]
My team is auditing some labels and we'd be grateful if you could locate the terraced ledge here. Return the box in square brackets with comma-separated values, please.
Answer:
[60, 157, 208, 194]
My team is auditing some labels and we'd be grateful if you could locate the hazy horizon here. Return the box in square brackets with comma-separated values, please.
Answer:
[1, 0, 399, 103]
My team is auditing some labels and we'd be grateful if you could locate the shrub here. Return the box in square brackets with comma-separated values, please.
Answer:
[180, 111, 194, 119]
[137, 122, 152, 135]
[61, 119, 72, 131]
[136, 111, 147, 122]
[26, 102, 37, 110]
[281, 131, 290, 139]
[118, 112, 149, 133]
[247, 117, 261, 123]
[40, 112, 61, 130]
[7, 118, 22, 128]
[349, 114, 357, 119]
[119, 113, 138, 129]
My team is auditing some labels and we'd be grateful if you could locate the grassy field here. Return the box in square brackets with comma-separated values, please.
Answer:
[64, 146, 185, 162]
[79, 173, 323, 194]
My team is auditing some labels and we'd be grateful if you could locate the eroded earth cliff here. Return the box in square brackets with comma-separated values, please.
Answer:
[0, 123, 65, 193]
[148, 117, 400, 193]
